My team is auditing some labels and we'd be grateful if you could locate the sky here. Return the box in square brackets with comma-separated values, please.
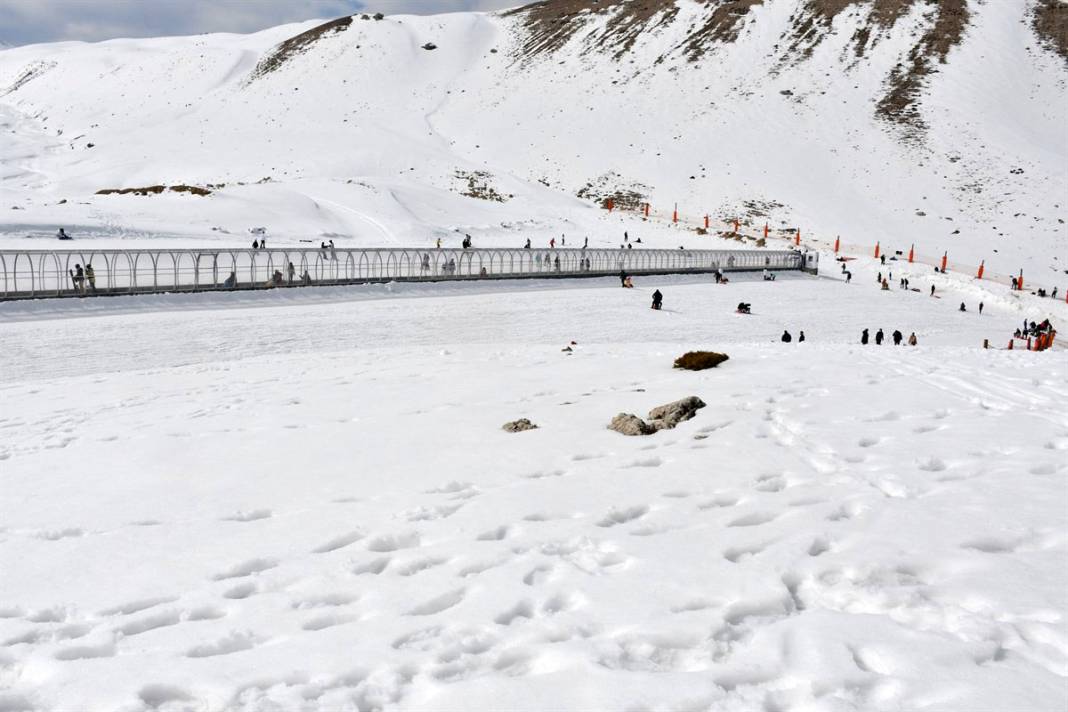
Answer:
[0, 0, 523, 47]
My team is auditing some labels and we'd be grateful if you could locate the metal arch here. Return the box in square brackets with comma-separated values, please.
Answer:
[0, 247, 807, 300]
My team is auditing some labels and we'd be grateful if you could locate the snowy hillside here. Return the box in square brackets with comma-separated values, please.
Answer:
[0, 0, 1066, 283]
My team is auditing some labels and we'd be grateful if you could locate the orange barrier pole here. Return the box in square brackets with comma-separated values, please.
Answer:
[834, 236, 840, 253]
[704, 215, 709, 229]
[795, 230, 800, 246]
[940, 253, 947, 272]
[908, 244, 914, 263]
[874, 242, 880, 259]
[644, 203, 650, 217]
[977, 261, 984, 280]
[673, 203, 678, 223]
[763, 223, 769, 238]
[1008, 339, 1013, 350]
[733, 220, 740, 234]
[1018, 270, 1024, 290]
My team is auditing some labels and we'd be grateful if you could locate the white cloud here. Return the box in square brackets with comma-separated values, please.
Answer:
[0, 0, 523, 47]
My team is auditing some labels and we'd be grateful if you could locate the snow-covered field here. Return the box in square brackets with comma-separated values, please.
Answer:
[2, 271, 1066, 711]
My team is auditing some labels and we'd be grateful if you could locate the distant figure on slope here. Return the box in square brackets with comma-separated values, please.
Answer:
[524, 238, 531, 249]
[57, 228, 71, 240]
[959, 302, 967, 312]
[880, 254, 886, 265]
[329, 239, 337, 261]
[549, 238, 555, 249]
[930, 285, 936, 297]
[252, 239, 259, 250]
[261, 238, 267, 249]
[798, 331, 806, 343]
[85, 264, 96, 292]
[583, 237, 589, 249]
[861, 328, 869, 345]
[436, 237, 442, 248]
[892, 330, 903, 345]
[907, 332, 918, 346]
[979, 301, 984, 315]
[762, 269, 776, 281]
[1011, 276, 1018, 290]
[845, 271, 852, 283]
[875, 328, 884, 345]
[651, 290, 663, 310]
[781, 330, 792, 343]
[881, 279, 890, 290]
[561, 235, 565, 247]
[223, 271, 237, 289]
[877, 272, 882, 284]
[736, 302, 751, 314]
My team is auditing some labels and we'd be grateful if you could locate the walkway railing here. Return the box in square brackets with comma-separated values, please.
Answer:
[0, 247, 808, 300]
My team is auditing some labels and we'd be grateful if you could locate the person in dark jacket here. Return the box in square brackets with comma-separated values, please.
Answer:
[620, 270, 627, 288]
[798, 331, 806, 343]
[651, 290, 663, 310]
[861, 328, 869, 345]
[875, 328, 884, 345]
[781, 330, 792, 343]
[892, 330, 903, 345]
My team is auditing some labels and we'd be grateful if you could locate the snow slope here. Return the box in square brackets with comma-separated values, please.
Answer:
[0, 1, 1065, 284]
[1, 272, 1066, 711]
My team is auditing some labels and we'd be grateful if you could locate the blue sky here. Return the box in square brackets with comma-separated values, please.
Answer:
[0, 0, 522, 47]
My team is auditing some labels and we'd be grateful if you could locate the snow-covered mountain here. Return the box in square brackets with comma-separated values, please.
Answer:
[0, 0, 1065, 282]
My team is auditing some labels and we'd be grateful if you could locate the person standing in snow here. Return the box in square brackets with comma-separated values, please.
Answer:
[261, 238, 267, 249]
[861, 328, 869, 345]
[930, 285, 936, 296]
[892, 330, 903, 345]
[620, 270, 627, 288]
[845, 271, 852, 283]
[979, 302, 984, 315]
[436, 237, 442, 248]
[524, 238, 531, 249]
[583, 237, 588, 249]
[561, 236, 565, 247]
[799, 331, 806, 343]
[781, 330, 792, 343]
[877, 271, 882, 284]
[70, 264, 85, 294]
[550, 238, 555, 249]
[651, 289, 662, 310]
[85, 264, 96, 293]
[959, 302, 967, 312]
[907, 332, 918, 346]
[875, 328, 884, 345]
[329, 239, 337, 261]
[252, 239, 259, 250]
[57, 228, 71, 240]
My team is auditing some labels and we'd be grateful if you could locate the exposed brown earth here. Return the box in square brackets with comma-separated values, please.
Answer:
[1033, 0, 1068, 61]
[249, 16, 353, 81]
[96, 185, 211, 197]
[876, 0, 969, 135]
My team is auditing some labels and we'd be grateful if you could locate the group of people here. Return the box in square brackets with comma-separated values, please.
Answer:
[68, 263, 96, 293]
[251, 238, 267, 249]
[319, 240, 337, 260]
[861, 328, 917, 346]
[780, 330, 805, 343]
[1015, 319, 1055, 339]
